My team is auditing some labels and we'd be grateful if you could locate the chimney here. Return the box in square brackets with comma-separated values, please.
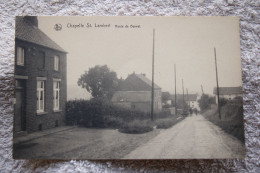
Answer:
[24, 16, 38, 27]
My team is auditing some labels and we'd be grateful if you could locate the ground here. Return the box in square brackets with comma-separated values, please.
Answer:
[124, 114, 245, 159]
[13, 126, 160, 159]
[13, 114, 245, 159]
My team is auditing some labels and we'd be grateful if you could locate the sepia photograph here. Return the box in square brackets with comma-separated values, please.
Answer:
[13, 16, 245, 159]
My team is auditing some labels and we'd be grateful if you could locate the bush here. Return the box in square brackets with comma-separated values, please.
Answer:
[66, 99, 184, 133]
[158, 109, 172, 118]
[202, 103, 244, 142]
[66, 99, 151, 128]
[119, 119, 154, 134]
[219, 98, 228, 107]
[198, 94, 216, 112]
[103, 116, 123, 129]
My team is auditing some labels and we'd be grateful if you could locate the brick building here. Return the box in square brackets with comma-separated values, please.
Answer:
[111, 73, 162, 113]
[14, 16, 67, 134]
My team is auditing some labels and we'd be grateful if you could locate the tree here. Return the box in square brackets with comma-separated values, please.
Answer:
[162, 92, 171, 105]
[198, 94, 213, 112]
[77, 65, 120, 100]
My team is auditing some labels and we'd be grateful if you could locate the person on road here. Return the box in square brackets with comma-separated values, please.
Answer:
[194, 108, 198, 115]
[189, 108, 193, 115]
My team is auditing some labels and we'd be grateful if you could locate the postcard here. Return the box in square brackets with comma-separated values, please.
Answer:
[13, 16, 245, 159]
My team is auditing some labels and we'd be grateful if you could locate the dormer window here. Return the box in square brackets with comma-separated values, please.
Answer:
[16, 46, 24, 66]
[54, 55, 59, 71]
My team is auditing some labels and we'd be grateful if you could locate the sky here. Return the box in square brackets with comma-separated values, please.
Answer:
[38, 16, 242, 100]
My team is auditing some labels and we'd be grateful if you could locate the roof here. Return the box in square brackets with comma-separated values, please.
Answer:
[111, 91, 151, 102]
[119, 73, 161, 91]
[15, 16, 66, 53]
[135, 74, 161, 89]
[213, 87, 243, 95]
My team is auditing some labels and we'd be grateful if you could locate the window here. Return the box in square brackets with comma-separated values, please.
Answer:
[54, 56, 59, 71]
[53, 81, 60, 110]
[37, 80, 45, 113]
[16, 46, 24, 66]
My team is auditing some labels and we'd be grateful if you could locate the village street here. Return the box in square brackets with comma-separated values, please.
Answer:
[14, 114, 245, 159]
[124, 114, 245, 159]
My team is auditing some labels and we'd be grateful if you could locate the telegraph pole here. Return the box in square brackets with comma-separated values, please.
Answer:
[186, 88, 189, 107]
[174, 64, 177, 116]
[214, 47, 221, 120]
[182, 79, 185, 112]
[201, 85, 204, 95]
[151, 29, 155, 121]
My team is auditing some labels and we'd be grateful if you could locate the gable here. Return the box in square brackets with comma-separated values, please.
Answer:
[16, 17, 66, 53]
[119, 73, 161, 91]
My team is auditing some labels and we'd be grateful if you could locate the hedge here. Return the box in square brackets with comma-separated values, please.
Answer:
[66, 99, 151, 128]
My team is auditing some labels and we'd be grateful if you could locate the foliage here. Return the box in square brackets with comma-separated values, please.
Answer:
[198, 94, 215, 112]
[202, 97, 244, 142]
[77, 65, 120, 100]
[66, 99, 151, 128]
[162, 104, 172, 108]
[119, 119, 154, 134]
[66, 99, 185, 134]
[219, 98, 228, 107]
[162, 92, 171, 104]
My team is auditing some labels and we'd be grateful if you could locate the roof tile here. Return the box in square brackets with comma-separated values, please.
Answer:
[15, 16, 66, 53]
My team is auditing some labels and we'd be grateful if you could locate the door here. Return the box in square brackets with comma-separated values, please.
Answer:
[14, 80, 26, 132]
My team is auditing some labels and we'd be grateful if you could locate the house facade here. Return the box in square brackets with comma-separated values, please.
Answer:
[169, 93, 200, 111]
[111, 73, 162, 113]
[14, 16, 67, 133]
[213, 86, 243, 104]
[185, 94, 200, 111]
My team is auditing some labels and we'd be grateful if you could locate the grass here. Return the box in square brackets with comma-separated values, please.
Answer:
[103, 116, 123, 129]
[119, 119, 154, 134]
[118, 116, 185, 134]
[202, 103, 244, 142]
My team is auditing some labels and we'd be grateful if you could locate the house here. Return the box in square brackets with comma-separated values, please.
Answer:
[169, 94, 200, 111]
[185, 94, 200, 110]
[213, 86, 243, 104]
[111, 73, 162, 113]
[14, 16, 67, 133]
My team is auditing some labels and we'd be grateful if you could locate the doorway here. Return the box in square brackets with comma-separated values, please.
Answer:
[14, 80, 26, 132]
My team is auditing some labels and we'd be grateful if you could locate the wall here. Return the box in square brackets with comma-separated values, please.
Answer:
[15, 39, 67, 133]
[112, 89, 162, 113]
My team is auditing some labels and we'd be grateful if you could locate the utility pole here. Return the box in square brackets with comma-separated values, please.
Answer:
[182, 79, 185, 112]
[214, 47, 221, 120]
[186, 88, 189, 107]
[151, 29, 155, 121]
[201, 85, 204, 95]
[174, 64, 177, 116]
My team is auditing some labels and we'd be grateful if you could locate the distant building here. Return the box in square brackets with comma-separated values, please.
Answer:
[185, 94, 200, 110]
[169, 94, 200, 111]
[213, 86, 243, 104]
[14, 16, 67, 134]
[111, 73, 162, 113]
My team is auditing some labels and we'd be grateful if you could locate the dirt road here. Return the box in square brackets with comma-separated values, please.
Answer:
[124, 114, 245, 159]
[13, 127, 160, 159]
